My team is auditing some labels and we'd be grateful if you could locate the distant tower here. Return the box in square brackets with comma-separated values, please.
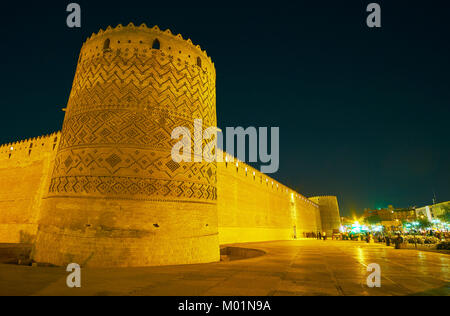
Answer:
[33, 23, 218, 267]
[309, 196, 341, 236]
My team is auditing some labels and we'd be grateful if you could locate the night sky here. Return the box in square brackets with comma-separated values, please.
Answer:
[1, 1, 449, 216]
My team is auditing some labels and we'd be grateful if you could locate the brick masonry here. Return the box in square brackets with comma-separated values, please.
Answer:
[0, 24, 340, 267]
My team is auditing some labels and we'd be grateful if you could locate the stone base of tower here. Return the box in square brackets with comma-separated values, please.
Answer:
[32, 197, 219, 267]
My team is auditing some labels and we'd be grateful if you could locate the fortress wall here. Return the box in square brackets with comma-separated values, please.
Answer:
[217, 151, 321, 244]
[0, 133, 60, 243]
[0, 24, 332, 267]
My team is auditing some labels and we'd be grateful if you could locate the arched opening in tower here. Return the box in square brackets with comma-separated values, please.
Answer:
[103, 38, 111, 52]
[152, 39, 160, 50]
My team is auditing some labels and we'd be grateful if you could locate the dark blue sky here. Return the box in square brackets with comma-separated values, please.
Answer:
[0, 1, 449, 216]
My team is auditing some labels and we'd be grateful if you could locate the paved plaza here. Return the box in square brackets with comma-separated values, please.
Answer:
[0, 240, 448, 296]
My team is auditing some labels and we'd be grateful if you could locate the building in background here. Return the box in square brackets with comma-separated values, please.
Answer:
[362, 205, 418, 231]
[415, 206, 433, 222]
[430, 201, 450, 220]
[416, 201, 450, 222]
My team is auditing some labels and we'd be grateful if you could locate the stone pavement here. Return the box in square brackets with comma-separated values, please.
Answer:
[0, 240, 448, 296]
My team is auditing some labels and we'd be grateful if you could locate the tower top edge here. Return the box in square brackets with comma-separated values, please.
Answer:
[83, 23, 213, 63]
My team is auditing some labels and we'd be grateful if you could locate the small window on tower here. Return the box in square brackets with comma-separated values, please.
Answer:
[152, 39, 160, 50]
[197, 57, 202, 68]
[103, 38, 111, 51]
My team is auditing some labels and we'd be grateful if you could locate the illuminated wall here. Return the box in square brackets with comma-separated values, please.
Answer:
[0, 24, 331, 268]
[0, 134, 60, 243]
[217, 151, 322, 244]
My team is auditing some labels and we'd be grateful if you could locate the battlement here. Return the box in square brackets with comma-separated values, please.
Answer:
[309, 196, 338, 200]
[0, 132, 60, 162]
[78, 23, 214, 76]
[219, 149, 318, 208]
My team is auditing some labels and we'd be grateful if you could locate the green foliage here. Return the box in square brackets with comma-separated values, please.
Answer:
[417, 218, 432, 229]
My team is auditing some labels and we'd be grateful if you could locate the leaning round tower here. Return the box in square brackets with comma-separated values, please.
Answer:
[33, 23, 219, 267]
[309, 196, 341, 236]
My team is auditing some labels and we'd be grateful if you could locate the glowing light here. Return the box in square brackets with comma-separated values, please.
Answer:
[351, 224, 361, 233]
[10, 147, 14, 151]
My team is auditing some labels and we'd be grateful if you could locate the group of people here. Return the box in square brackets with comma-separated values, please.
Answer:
[372, 230, 449, 242]
[415, 230, 449, 239]
[304, 231, 328, 240]
[303, 230, 449, 243]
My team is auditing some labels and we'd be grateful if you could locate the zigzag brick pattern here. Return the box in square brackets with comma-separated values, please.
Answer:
[32, 23, 221, 267]
[49, 24, 217, 202]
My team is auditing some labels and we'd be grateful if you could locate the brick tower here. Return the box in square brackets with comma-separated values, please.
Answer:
[33, 23, 219, 267]
[309, 196, 341, 236]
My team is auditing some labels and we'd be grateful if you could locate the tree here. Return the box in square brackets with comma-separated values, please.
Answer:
[417, 218, 432, 230]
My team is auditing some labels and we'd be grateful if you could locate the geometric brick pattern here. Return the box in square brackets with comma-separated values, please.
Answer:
[49, 176, 216, 201]
[48, 24, 217, 203]
[49, 147, 217, 201]
[64, 51, 216, 127]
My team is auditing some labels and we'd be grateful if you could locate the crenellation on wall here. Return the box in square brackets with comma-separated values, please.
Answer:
[217, 149, 321, 245]
[0, 132, 60, 164]
[0, 132, 60, 243]
[220, 149, 318, 207]
[78, 23, 214, 79]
